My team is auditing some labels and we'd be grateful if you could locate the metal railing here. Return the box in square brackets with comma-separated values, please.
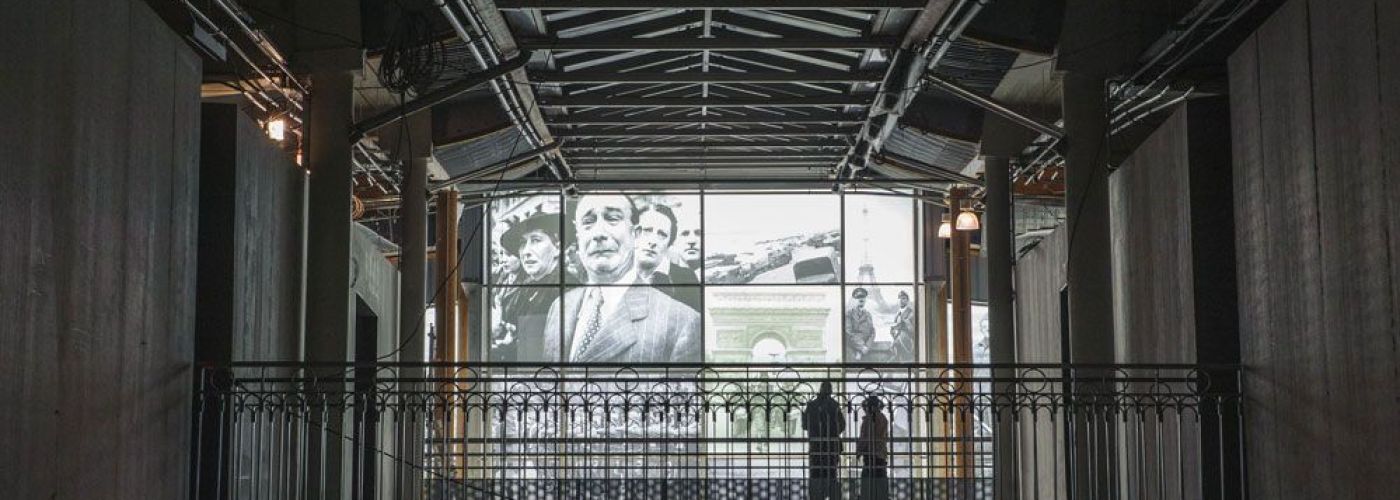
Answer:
[192, 363, 1244, 500]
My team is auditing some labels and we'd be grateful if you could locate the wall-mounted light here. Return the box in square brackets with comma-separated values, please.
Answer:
[266, 118, 286, 142]
[937, 214, 952, 239]
[955, 208, 980, 231]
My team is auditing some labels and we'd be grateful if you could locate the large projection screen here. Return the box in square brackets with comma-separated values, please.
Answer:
[483, 191, 923, 364]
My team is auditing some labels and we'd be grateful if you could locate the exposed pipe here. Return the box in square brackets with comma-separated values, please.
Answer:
[181, 1, 289, 113]
[437, 0, 572, 180]
[838, 0, 990, 185]
[924, 75, 1064, 140]
[431, 142, 560, 190]
[296, 169, 309, 369]
[211, 0, 310, 98]
[1109, 87, 1195, 135]
[348, 51, 531, 141]
[1108, 0, 1255, 130]
[1113, 0, 1232, 102]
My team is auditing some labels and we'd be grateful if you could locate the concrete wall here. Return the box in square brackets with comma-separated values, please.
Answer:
[1107, 97, 1240, 499]
[1109, 98, 1238, 366]
[1011, 226, 1066, 499]
[1014, 227, 1067, 364]
[196, 104, 304, 364]
[1229, 0, 1400, 497]
[0, 0, 201, 498]
[352, 222, 402, 356]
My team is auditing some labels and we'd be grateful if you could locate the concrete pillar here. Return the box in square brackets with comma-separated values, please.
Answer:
[304, 72, 355, 359]
[385, 113, 432, 499]
[302, 68, 355, 500]
[395, 113, 432, 362]
[983, 155, 1018, 497]
[1061, 70, 1118, 500]
[1061, 72, 1115, 365]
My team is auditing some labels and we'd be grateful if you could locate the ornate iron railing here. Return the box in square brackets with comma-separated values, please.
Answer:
[192, 363, 1244, 500]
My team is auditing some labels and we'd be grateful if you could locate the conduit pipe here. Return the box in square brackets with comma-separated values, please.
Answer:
[924, 75, 1063, 140]
[348, 51, 531, 141]
[837, 0, 989, 185]
[435, 0, 573, 180]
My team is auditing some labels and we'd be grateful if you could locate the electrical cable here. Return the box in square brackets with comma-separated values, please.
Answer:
[238, 3, 361, 48]
[378, 5, 445, 96]
[364, 90, 540, 367]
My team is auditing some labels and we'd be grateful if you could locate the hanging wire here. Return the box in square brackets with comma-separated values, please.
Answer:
[377, 5, 444, 96]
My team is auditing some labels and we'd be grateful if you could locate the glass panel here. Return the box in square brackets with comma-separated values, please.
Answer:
[703, 194, 841, 284]
[844, 285, 917, 363]
[557, 285, 703, 363]
[487, 286, 561, 362]
[562, 192, 701, 285]
[490, 194, 563, 286]
[704, 286, 842, 363]
[844, 194, 916, 283]
[846, 369, 916, 479]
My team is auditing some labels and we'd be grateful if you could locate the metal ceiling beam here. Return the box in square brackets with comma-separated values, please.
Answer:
[567, 152, 844, 159]
[497, 1, 926, 9]
[453, 177, 952, 187]
[552, 127, 858, 137]
[539, 95, 872, 107]
[561, 140, 849, 149]
[531, 70, 883, 83]
[567, 161, 836, 168]
[549, 113, 863, 125]
[519, 36, 898, 51]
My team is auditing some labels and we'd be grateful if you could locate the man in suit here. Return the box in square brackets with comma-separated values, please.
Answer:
[671, 208, 703, 274]
[634, 203, 701, 307]
[543, 194, 701, 363]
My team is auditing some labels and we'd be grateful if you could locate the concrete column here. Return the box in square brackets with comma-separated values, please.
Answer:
[304, 72, 355, 360]
[983, 154, 1018, 498]
[388, 113, 432, 499]
[984, 155, 1015, 360]
[1061, 72, 1115, 364]
[302, 69, 355, 500]
[1061, 70, 1116, 500]
[396, 115, 431, 362]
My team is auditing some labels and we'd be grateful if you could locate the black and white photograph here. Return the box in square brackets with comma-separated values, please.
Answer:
[488, 286, 561, 362]
[488, 195, 564, 362]
[704, 194, 841, 284]
[490, 194, 563, 286]
[704, 286, 842, 363]
[563, 193, 701, 286]
[552, 193, 703, 363]
[843, 286, 917, 363]
[844, 195, 917, 284]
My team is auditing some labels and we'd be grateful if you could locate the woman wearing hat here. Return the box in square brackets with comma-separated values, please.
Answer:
[492, 211, 561, 361]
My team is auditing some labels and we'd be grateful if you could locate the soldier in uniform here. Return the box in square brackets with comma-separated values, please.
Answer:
[845, 287, 876, 361]
[890, 291, 916, 362]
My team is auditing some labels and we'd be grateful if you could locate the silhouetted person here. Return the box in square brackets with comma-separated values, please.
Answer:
[803, 381, 845, 500]
[858, 396, 890, 500]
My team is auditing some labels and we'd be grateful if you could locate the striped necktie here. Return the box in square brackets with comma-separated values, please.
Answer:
[571, 290, 605, 360]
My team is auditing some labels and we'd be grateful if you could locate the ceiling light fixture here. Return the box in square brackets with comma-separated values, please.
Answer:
[955, 207, 980, 231]
[266, 118, 286, 142]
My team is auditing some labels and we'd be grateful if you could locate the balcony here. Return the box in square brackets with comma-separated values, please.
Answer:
[193, 363, 1243, 499]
